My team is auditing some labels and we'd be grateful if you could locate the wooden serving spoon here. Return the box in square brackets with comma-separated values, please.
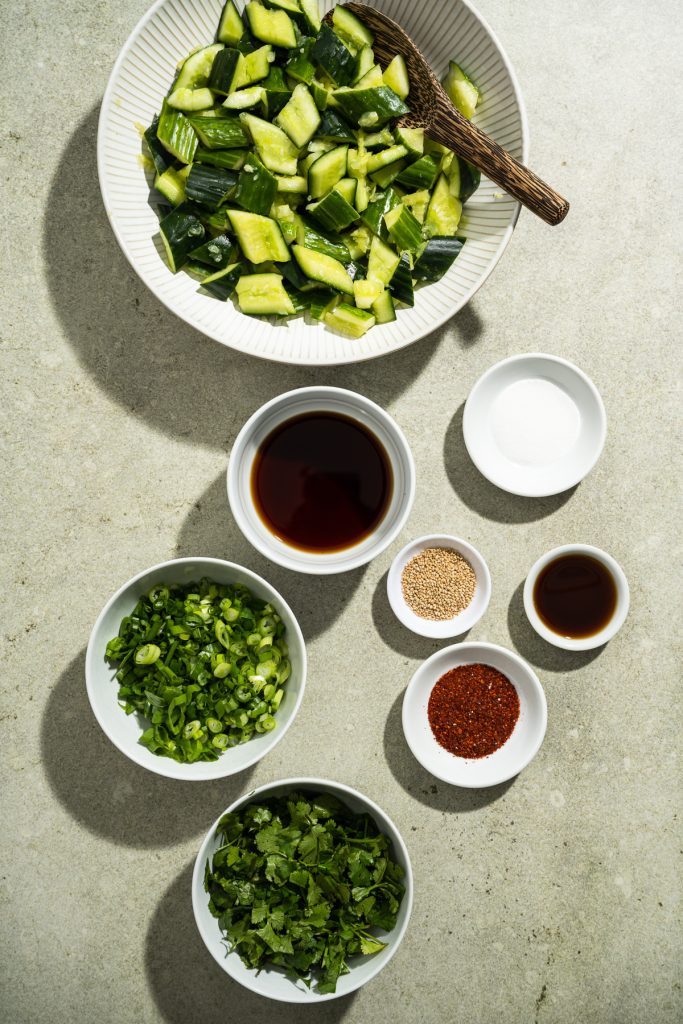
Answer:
[325, 2, 569, 226]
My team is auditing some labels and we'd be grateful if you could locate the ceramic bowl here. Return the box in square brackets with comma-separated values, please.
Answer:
[402, 642, 547, 787]
[387, 534, 491, 638]
[85, 557, 306, 780]
[227, 386, 416, 574]
[98, 0, 528, 365]
[192, 777, 413, 1001]
[463, 353, 607, 497]
[523, 543, 630, 651]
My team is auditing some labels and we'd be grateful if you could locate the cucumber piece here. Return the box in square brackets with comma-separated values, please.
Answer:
[154, 165, 189, 206]
[360, 187, 401, 239]
[245, 2, 297, 48]
[228, 209, 291, 262]
[395, 125, 424, 155]
[144, 116, 175, 174]
[382, 54, 409, 99]
[262, 66, 291, 116]
[275, 174, 307, 193]
[200, 261, 243, 299]
[400, 188, 431, 223]
[372, 288, 396, 324]
[459, 159, 481, 202]
[240, 112, 299, 174]
[167, 87, 214, 112]
[297, 221, 351, 264]
[194, 146, 247, 170]
[353, 45, 375, 83]
[234, 45, 274, 88]
[175, 44, 223, 91]
[334, 177, 357, 204]
[209, 48, 244, 94]
[185, 164, 238, 208]
[157, 101, 198, 163]
[262, 0, 300, 14]
[236, 273, 296, 315]
[285, 39, 316, 85]
[389, 252, 414, 306]
[442, 60, 479, 119]
[308, 145, 348, 198]
[317, 109, 356, 143]
[311, 80, 330, 111]
[159, 203, 206, 271]
[353, 279, 382, 309]
[395, 154, 439, 190]
[332, 7, 374, 49]
[217, 1, 244, 45]
[308, 139, 336, 154]
[332, 86, 409, 126]
[308, 189, 359, 232]
[367, 144, 408, 173]
[188, 114, 247, 149]
[234, 154, 277, 215]
[311, 25, 357, 86]
[367, 235, 400, 285]
[355, 65, 384, 89]
[190, 233, 235, 268]
[223, 86, 267, 110]
[354, 176, 369, 213]
[275, 83, 321, 147]
[298, 0, 321, 34]
[292, 245, 354, 294]
[344, 223, 372, 258]
[277, 258, 310, 291]
[347, 146, 368, 178]
[369, 158, 406, 188]
[413, 236, 464, 281]
[325, 303, 375, 338]
[303, 288, 338, 320]
[362, 128, 394, 149]
[425, 174, 463, 236]
[384, 204, 423, 251]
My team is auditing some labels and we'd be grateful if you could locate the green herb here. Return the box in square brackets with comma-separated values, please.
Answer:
[104, 578, 290, 762]
[205, 790, 405, 993]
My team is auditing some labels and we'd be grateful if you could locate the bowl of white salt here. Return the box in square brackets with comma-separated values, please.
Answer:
[462, 354, 607, 497]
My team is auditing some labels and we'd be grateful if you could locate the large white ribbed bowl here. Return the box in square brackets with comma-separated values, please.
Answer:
[98, 0, 528, 365]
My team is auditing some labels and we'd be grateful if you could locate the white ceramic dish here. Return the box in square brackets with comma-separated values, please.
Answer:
[387, 534, 491, 638]
[463, 353, 607, 497]
[402, 642, 547, 787]
[192, 776, 413, 1002]
[97, 0, 528, 366]
[85, 557, 306, 780]
[227, 386, 415, 574]
[523, 543, 630, 651]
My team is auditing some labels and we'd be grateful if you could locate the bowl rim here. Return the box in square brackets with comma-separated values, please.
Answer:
[462, 352, 608, 497]
[96, 0, 530, 367]
[522, 543, 630, 651]
[402, 640, 548, 787]
[191, 775, 414, 1002]
[226, 386, 417, 575]
[386, 533, 492, 638]
[84, 556, 307, 780]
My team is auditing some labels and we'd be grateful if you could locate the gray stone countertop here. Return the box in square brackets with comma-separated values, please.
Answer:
[1, 1, 680, 1022]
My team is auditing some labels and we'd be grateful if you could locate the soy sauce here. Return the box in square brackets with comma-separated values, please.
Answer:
[251, 411, 393, 553]
[533, 553, 617, 638]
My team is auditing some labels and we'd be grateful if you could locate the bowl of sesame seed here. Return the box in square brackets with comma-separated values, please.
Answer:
[387, 534, 492, 638]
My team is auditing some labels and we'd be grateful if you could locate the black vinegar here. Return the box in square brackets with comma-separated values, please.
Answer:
[533, 553, 617, 638]
[251, 411, 393, 553]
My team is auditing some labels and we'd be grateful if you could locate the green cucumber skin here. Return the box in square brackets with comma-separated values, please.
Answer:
[459, 160, 481, 202]
[309, 191, 359, 234]
[300, 221, 352, 264]
[360, 188, 401, 240]
[194, 146, 247, 170]
[311, 25, 357, 86]
[332, 86, 409, 126]
[317, 109, 356, 142]
[277, 259, 311, 290]
[157, 102, 198, 163]
[188, 115, 248, 149]
[145, 116, 174, 175]
[185, 165, 238, 209]
[389, 253, 414, 306]
[189, 234, 236, 269]
[159, 203, 206, 272]
[386, 206, 423, 252]
[233, 155, 278, 216]
[209, 48, 242, 94]
[285, 38, 316, 85]
[262, 67, 291, 117]
[413, 236, 464, 281]
[396, 155, 439, 191]
[200, 261, 244, 299]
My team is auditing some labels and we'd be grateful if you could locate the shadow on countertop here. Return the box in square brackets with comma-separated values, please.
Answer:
[371, 570, 468, 661]
[444, 403, 578, 523]
[146, 861, 356, 1024]
[383, 691, 514, 812]
[41, 651, 255, 848]
[42, 107, 484, 455]
[175, 473, 366, 641]
[507, 582, 606, 671]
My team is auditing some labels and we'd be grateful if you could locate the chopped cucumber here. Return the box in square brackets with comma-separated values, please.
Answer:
[228, 209, 291, 262]
[396, 154, 439, 190]
[367, 145, 408, 173]
[235, 45, 274, 88]
[188, 114, 247, 149]
[298, 0, 321, 33]
[262, 67, 291, 116]
[332, 7, 374, 49]
[185, 164, 237, 208]
[367, 235, 400, 285]
[240, 112, 299, 174]
[442, 60, 480, 119]
[292, 245, 354, 294]
[167, 86, 214, 111]
[297, 221, 351, 264]
[154, 164, 190, 205]
[354, 45, 376, 83]
[217, 1, 244, 45]
[285, 39, 316, 85]
[400, 188, 431, 223]
[372, 289, 396, 324]
[425, 174, 463, 236]
[200, 261, 243, 299]
[370, 158, 406, 188]
[275, 174, 308, 193]
[353, 279, 383, 309]
[362, 128, 394, 149]
[382, 54, 409, 99]
[389, 253, 414, 306]
[317, 109, 356, 143]
[157, 102, 198, 162]
[308, 189, 359, 232]
[325, 303, 375, 338]
[395, 125, 424, 155]
[223, 86, 267, 111]
[308, 145, 348, 198]
[190, 233, 235, 268]
[246, 1, 298, 48]
[332, 86, 409, 126]
[384, 204, 423, 251]
[236, 273, 295, 315]
[160, 203, 206, 272]
[311, 24, 357, 86]
[275, 84, 321, 147]
[413, 236, 464, 281]
[209, 48, 244, 94]
[355, 65, 384, 89]
[175, 44, 222, 92]
[234, 154, 277, 215]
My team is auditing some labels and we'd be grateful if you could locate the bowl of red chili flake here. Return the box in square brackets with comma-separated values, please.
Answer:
[402, 642, 547, 788]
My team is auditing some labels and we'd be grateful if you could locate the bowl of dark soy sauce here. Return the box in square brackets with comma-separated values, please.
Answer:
[523, 544, 630, 651]
[227, 387, 416, 575]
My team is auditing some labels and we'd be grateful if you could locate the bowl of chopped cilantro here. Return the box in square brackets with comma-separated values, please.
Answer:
[85, 557, 306, 780]
[192, 777, 413, 1000]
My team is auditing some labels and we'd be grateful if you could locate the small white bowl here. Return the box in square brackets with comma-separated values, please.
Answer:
[192, 777, 413, 1002]
[227, 387, 416, 575]
[85, 557, 306, 781]
[402, 642, 547, 788]
[523, 543, 630, 651]
[463, 353, 607, 497]
[387, 534, 491, 638]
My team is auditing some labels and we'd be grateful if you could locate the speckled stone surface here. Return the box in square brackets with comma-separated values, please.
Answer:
[1, 1, 681, 1022]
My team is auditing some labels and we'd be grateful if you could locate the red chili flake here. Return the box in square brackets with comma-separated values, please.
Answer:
[427, 663, 520, 759]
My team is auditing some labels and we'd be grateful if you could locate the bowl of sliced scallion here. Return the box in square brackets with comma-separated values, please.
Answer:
[85, 557, 306, 780]
[98, 0, 527, 364]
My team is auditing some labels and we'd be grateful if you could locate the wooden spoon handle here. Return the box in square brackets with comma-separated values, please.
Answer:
[428, 100, 569, 226]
